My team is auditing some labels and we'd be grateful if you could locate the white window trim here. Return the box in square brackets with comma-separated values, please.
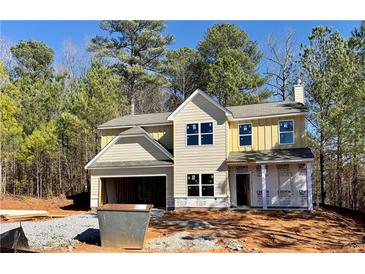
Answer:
[278, 119, 295, 145]
[186, 121, 214, 146]
[186, 123, 199, 146]
[186, 173, 215, 197]
[238, 123, 253, 147]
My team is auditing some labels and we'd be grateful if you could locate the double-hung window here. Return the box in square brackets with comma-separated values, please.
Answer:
[186, 123, 199, 146]
[200, 122, 213, 145]
[201, 174, 214, 196]
[279, 120, 294, 144]
[187, 174, 200, 196]
[186, 122, 213, 146]
[187, 174, 214, 197]
[239, 123, 252, 146]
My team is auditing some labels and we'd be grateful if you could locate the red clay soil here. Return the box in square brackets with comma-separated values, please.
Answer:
[63, 208, 364, 253]
[1, 196, 364, 253]
[0, 195, 88, 222]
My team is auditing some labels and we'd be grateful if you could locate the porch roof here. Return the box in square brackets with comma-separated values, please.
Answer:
[86, 160, 173, 169]
[226, 148, 314, 164]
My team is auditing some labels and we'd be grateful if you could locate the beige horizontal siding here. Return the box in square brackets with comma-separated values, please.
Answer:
[173, 93, 228, 197]
[90, 167, 174, 208]
[229, 115, 306, 152]
[97, 136, 170, 163]
[90, 176, 100, 199]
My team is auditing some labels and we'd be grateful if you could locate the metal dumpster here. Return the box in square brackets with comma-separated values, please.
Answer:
[97, 204, 153, 249]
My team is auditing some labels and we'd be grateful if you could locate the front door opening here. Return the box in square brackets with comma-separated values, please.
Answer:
[236, 174, 250, 206]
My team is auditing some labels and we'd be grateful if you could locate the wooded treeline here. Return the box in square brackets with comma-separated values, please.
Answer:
[0, 21, 364, 210]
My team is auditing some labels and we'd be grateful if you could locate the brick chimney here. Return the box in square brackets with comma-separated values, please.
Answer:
[294, 79, 304, 104]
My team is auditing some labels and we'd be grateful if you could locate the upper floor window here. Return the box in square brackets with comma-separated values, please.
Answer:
[187, 173, 214, 197]
[186, 122, 213, 146]
[239, 123, 252, 146]
[279, 120, 294, 144]
[200, 122, 213, 145]
[187, 123, 199, 145]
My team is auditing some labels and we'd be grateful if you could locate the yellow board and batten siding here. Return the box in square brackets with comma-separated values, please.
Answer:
[228, 115, 306, 152]
[144, 126, 173, 150]
[100, 125, 173, 150]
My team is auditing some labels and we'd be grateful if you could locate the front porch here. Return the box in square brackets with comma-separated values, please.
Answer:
[227, 148, 314, 210]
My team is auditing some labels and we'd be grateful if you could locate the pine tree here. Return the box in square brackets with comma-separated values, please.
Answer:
[89, 20, 173, 114]
[10, 40, 54, 78]
[0, 63, 23, 197]
[163, 47, 200, 110]
[197, 23, 268, 106]
[301, 26, 365, 207]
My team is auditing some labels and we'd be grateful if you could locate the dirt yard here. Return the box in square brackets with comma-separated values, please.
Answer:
[0, 195, 89, 219]
[1, 196, 364, 253]
[68, 208, 365, 253]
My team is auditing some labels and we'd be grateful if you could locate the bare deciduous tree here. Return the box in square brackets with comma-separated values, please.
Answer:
[0, 35, 15, 73]
[264, 30, 297, 101]
[60, 38, 90, 79]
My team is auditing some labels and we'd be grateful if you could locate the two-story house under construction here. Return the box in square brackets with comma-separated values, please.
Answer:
[85, 83, 314, 210]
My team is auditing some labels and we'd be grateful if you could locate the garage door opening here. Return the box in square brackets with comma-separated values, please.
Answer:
[101, 176, 166, 208]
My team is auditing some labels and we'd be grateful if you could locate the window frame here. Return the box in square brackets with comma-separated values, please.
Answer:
[238, 123, 253, 147]
[186, 173, 215, 197]
[186, 121, 214, 146]
[186, 173, 200, 197]
[186, 123, 199, 146]
[278, 119, 295, 145]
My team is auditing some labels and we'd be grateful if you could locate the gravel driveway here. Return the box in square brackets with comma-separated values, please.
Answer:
[0, 210, 223, 251]
[0, 214, 99, 250]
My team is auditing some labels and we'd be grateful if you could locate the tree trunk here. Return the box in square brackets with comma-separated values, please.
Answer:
[36, 160, 39, 198]
[319, 132, 325, 205]
[335, 129, 343, 207]
[58, 151, 62, 195]
[352, 155, 359, 210]
[131, 95, 135, 115]
[0, 152, 2, 198]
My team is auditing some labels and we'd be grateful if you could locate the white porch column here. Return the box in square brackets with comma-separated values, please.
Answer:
[261, 164, 267, 210]
[306, 162, 313, 210]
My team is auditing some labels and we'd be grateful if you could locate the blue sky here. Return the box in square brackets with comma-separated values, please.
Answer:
[0, 20, 361, 65]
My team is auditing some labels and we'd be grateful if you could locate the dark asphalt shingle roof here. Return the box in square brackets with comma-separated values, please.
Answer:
[226, 101, 307, 119]
[98, 112, 172, 128]
[227, 148, 314, 163]
[98, 101, 306, 129]
[119, 126, 147, 136]
[87, 160, 173, 169]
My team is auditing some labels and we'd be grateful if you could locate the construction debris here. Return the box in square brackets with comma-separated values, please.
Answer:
[0, 209, 69, 222]
[0, 226, 29, 252]
[0, 210, 49, 219]
[167, 220, 213, 229]
[223, 239, 261, 252]
[146, 232, 220, 251]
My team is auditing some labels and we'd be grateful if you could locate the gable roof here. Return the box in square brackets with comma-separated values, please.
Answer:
[85, 126, 173, 169]
[119, 126, 150, 136]
[167, 89, 233, 120]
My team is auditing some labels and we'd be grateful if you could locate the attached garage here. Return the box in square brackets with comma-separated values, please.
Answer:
[101, 176, 167, 208]
[85, 126, 174, 210]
